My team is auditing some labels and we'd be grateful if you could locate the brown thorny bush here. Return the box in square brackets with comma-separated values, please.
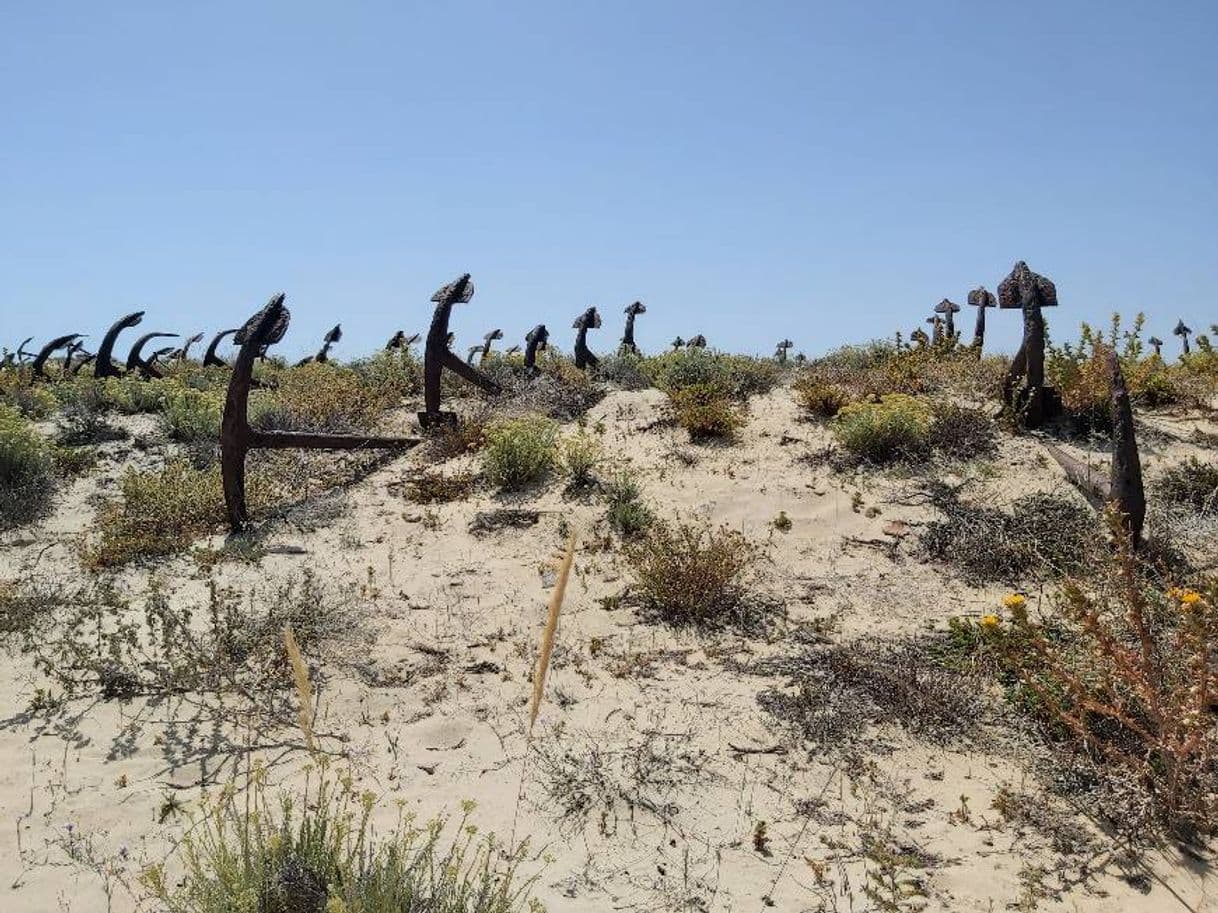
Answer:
[1002, 510, 1218, 835]
[624, 519, 768, 629]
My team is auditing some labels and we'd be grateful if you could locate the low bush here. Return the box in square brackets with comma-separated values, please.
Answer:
[102, 375, 165, 414]
[56, 379, 118, 444]
[595, 352, 652, 390]
[144, 763, 534, 913]
[643, 350, 780, 399]
[603, 470, 653, 538]
[0, 404, 56, 528]
[926, 402, 997, 460]
[832, 394, 932, 463]
[561, 429, 601, 487]
[87, 461, 270, 566]
[350, 348, 423, 400]
[1155, 458, 1218, 514]
[669, 383, 743, 441]
[792, 375, 849, 418]
[1000, 514, 1218, 835]
[160, 387, 222, 448]
[256, 362, 394, 433]
[3, 385, 58, 419]
[920, 483, 1095, 583]
[624, 519, 762, 627]
[482, 414, 559, 491]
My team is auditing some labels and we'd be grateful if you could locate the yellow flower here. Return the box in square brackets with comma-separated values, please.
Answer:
[1180, 590, 1203, 607]
[1001, 594, 1027, 611]
[979, 614, 1001, 630]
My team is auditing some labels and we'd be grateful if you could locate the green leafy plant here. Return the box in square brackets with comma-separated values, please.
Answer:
[482, 414, 559, 491]
[603, 470, 653, 538]
[0, 404, 56, 528]
[669, 384, 743, 441]
[832, 394, 932, 463]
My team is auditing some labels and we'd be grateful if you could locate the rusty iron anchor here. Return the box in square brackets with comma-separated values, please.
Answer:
[220, 294, 423, 532]
[420, 274, 502, 430]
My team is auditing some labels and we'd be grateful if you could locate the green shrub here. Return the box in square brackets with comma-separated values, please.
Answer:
[1155, 458, 1218, 514]
[603, 470, 653, 538]
[160, 388, 222, 446]
[0, 405, 56, 528]
[256, 363, 394, 433]
[482, 414, 559, 491]
[57, 382, 120, 444]
[143, 764, 534, 913]
[595, 352, 652, 390]
[624, 519, 761, 627]
[103, 375, 165, 414]
[643, 350, 779, 399]
[832, 394, 932, 463]
[561, 429, 601, 487]
[792, 375, 849, 418]
[88, 462, 269, 566]
[3, 385, 57, 419]
[351, 349, 424, 400]
[670, 384, 743, 441]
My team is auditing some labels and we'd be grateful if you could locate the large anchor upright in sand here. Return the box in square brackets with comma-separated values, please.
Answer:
[419, 273, 502, 429]
[219, 294, 423, 532]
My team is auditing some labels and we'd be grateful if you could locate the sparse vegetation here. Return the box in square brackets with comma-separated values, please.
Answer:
[400, 468, 476, 504]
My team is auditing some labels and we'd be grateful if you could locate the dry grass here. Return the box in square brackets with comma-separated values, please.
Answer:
[624, 519, 772, 630]
[529, 532, 576, 734]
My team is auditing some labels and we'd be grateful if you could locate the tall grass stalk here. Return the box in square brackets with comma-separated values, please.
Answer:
[511, 530, 577, 854]
[283, 624, 316, 753]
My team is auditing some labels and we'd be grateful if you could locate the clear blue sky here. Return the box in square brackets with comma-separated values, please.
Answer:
[3, 1, 1215, 360]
